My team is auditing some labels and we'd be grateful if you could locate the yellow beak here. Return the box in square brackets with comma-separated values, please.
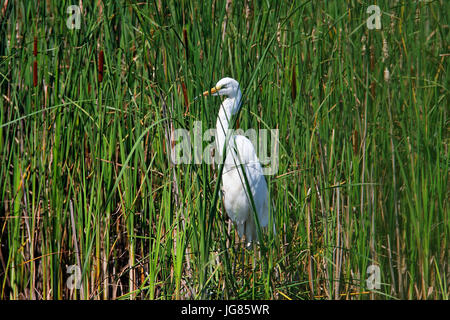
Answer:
[203, 85, 221, 96]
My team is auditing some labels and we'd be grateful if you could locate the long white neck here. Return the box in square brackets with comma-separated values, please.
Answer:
[215, 92, 241, 158]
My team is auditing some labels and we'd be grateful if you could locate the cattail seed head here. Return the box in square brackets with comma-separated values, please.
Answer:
[181, 81, 189, 114]
[277, 22, 281, 46]
[382, 38, 389, 62]
[361, 35, 367, 56]
[33, 60, 37, 87]
[98, 50, 104, 83]
[384, 67, 390, 82]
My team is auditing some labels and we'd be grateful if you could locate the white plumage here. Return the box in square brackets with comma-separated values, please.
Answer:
[203, 77, 270, 244]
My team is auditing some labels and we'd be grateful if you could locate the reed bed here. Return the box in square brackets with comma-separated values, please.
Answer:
[0, 0, 448, 299]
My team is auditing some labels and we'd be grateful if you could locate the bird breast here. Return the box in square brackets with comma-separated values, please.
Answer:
[222, 168, 251, 224]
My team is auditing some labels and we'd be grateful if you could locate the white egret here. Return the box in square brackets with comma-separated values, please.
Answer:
[203, 77, 271, 245]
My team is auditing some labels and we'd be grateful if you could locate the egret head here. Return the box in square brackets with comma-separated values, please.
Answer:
[203, 77, 241, 99]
